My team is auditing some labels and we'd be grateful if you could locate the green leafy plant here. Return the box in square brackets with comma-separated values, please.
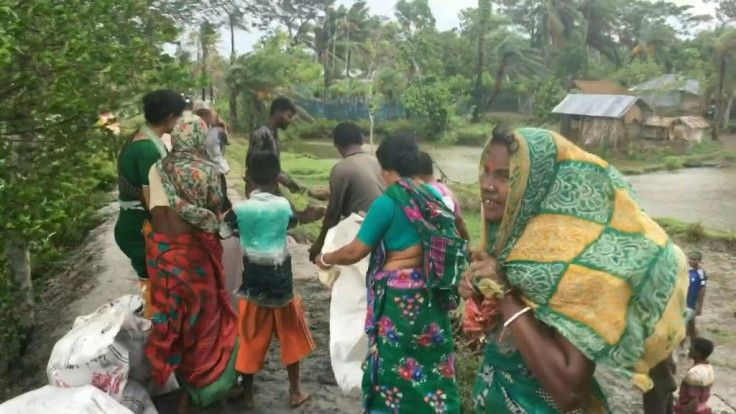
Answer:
[401, 77, 454, 138]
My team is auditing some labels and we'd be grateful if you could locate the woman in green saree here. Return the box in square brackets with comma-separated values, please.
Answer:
[316, 133, 468, 413]
[459, 126, 689, 413]
[115, 90, 185, 312]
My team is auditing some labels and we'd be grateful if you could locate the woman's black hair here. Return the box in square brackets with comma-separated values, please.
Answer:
[375, 132, 420, 177]
[691, 337, 714, 360]
[418, 151, 434, 176]
[143, 89, 186, 125]
[490, 124, 519, 154]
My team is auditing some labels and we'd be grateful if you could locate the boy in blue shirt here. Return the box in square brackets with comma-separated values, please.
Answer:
[686, 250, 707, 342]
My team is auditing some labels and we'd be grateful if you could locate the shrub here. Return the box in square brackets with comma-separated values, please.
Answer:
[532, 78, 566, 121]
[684, 222, 706, 243]
[663, 156, 685, 170]
[285, 119, 340, 140]
[402, 77, 454, 138]
[442, 123, 493, 146]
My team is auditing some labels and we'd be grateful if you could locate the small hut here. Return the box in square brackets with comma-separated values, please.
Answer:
[642, 116, 709, 143]
[552, 94, 653, 148]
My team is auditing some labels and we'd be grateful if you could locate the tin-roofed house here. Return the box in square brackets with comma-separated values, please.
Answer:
[552, 94, 653, 148]
[631, 74, 702, 115]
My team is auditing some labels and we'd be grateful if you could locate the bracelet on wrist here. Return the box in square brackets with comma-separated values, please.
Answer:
[498, 306, 532, 343]
[319, 253, 331, 268]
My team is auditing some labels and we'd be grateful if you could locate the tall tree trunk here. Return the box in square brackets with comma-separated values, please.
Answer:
[201, 33, 208, 101]
[323, 56, 331, 99]
[5, 237, 35, 337]
[487, 63, 507, 111]
[230, 16, 235, 55]
[711, 57, 727, 141]
[344, 18, 350, 78]
[723, 89, 735, 130]
[472, 0, 491, 123]
[229, 18, 238, 129]
[331, 23, 337, 77]
[346, 51, 352, 78]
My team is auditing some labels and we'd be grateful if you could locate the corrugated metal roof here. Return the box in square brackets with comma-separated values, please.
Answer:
[632, 74, 700, 95]
[552, 94, 650, 118]
[572, 80, 630, 95]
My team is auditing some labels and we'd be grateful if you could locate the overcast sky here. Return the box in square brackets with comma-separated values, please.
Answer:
[200, 0, 715, 55]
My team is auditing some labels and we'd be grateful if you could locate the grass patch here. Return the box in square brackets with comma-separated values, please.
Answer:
[654, 217, 736, 245]
[588, 140, 736, 174]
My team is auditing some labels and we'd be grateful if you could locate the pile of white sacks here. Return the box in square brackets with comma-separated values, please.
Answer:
[0, 295, 176, 414]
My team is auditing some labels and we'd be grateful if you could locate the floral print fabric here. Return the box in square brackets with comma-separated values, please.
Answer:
[156, 114, 222, 233]
[362, 245, 460, 414]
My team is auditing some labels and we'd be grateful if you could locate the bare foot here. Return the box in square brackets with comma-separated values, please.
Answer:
[178, 392, 202, 414]
[239, 387, 255, 410]
[225, 386, 244, 405]
[289, 390, 310, 408]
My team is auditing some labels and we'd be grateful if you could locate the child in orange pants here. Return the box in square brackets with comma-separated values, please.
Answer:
[230, 151, 315, 409]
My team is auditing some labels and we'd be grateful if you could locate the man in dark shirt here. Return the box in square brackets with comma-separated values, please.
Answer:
[245, 97, 323, 226]
[246, 97, 302, 196]
[309, 122, 384, 261]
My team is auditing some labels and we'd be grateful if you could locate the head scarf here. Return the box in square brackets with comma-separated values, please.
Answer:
[385, 178, 467, 299]
[156, 114, 222, 233]
[480, 128, 688, 392]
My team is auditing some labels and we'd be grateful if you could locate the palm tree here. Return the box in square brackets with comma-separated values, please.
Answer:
[710, 29, 736, 141]
[578, 0, 621, 68]
[535, 0, 581, 63]
[631, 22, 675, 66]
[199, 22, 220, 101]
[226, 1, 248, 129]
[486, 35, 545, 110]
[472, 0, 492, 122]
[340, 1, 369, 78]
[542, 0, 580, 46]
[299, 7, 343, 97]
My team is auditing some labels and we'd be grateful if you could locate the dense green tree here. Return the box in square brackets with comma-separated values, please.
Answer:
[0, 0, 194, 363]
[227, 32, 322, 129]
[486, 35, 546, 110]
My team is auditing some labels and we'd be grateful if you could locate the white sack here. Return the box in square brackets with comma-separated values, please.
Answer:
[121, 380, 158, 414]
[47, 295, 175, 404]
[322, 214, 369, 396]
[0, 385, 134, 414]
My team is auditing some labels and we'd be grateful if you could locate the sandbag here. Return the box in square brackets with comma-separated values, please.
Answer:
[322, 214, 369, 396]
[0, 385, 134, 414]
[121, 380, 157, 414]
[47, 295, 175, 406]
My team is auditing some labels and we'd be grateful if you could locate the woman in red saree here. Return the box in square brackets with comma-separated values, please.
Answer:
[145, 114, 238, 414]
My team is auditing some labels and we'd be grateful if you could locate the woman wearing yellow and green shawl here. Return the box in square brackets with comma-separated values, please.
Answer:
[459, 127, 689, 413]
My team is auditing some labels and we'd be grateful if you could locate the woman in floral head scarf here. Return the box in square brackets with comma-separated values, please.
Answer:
[145, 115, 239, 413]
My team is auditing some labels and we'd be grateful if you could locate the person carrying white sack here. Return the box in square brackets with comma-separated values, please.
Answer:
[309, 122, 384, 385]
